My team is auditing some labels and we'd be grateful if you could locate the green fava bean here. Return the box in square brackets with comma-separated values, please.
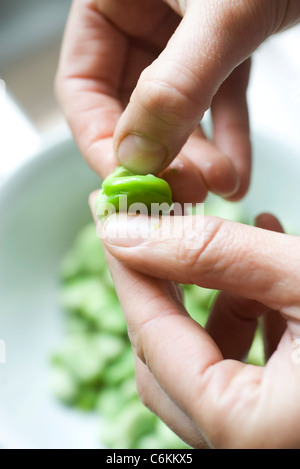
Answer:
[95, 166, 173, 219]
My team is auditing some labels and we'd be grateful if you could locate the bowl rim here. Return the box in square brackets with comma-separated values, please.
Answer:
[0, 130, 75, 194]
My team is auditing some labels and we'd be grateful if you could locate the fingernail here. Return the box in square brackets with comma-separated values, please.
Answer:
[117, 133, 168, 174]
[100, 214, 161, 247]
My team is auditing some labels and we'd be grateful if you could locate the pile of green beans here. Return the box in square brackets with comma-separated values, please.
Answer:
[50, 224, 191, 449]
[50, 194, 264, 449]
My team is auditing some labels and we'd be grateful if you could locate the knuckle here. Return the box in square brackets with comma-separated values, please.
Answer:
[135, 374, 153, 410]
[126, 320, 149, 367]
[138, 80, 188, 128]
[176, 216, 223, 282]
[137, 64, 202, 129]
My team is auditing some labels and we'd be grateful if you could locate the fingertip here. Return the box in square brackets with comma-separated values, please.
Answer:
[222, 174, 250, 201]
[254, 213, 284, 233]
[178, 129, 241, 200]
[204, 155, 240, 199]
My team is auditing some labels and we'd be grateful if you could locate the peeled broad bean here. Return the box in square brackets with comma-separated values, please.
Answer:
[101, 347, 135, 386]
[49, 365, 80, 405]
[99, 400, 158, 449]
[95, 166, 173, 219]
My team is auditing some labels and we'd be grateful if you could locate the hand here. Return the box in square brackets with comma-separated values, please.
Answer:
[56, 0, 300, 203]
[93, 207, 300, 449]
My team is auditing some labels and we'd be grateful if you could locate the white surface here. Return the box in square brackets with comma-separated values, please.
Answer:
[248, 25, 300, 151]
[0, 89, 41, 178]
[0, 136, 101, 449]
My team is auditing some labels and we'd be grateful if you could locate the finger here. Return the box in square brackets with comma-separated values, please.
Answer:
[255, 213, 287, 359]
[211, 59, 251, 201]
[206, 292, 269, 362]
[113, 0, 273, 175]
[134, 354, 210, 449]
[205, 212, 286, 362]
[160, 150, 208, 205]
[100, 213, 300, 313]
[103, 246, 266, 449]
[255, 213, 285, 233]
[161, 126, 239, 203]
[55, 0, 126, 178]
[90, 199, 300, 448]
[102, 248, 225, 436]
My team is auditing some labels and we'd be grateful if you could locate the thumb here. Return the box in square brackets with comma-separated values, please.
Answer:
[100, 213, 300, 314]
[114, 0, 300, 175]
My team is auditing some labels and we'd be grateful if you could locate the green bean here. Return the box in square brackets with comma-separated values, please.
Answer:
[96, 378, 137, 418]
[99, 400, 158, 449]
[60, 224, 107, 280]
[97, 387, 127, 418]
[60, 277, 122, 331]
[95, 166, 173, 219]
[101, 348, 135, 386]
[52, 333, 126, 385]
[49, 365, 79, 405]
[247, 328, 264, 366]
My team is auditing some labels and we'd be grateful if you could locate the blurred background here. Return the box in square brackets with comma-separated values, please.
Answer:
[0, 0, 70, 134]
[0, 0, 72, 178]
[0, 0, 299, 177]
[0, 0, 300, 450]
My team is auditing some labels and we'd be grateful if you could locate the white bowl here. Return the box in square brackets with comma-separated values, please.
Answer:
[0, 131, 299, 449]
[0, 136, 101, 449]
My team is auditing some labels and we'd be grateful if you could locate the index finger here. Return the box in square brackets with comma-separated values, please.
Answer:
[55, 0, 126, 177]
